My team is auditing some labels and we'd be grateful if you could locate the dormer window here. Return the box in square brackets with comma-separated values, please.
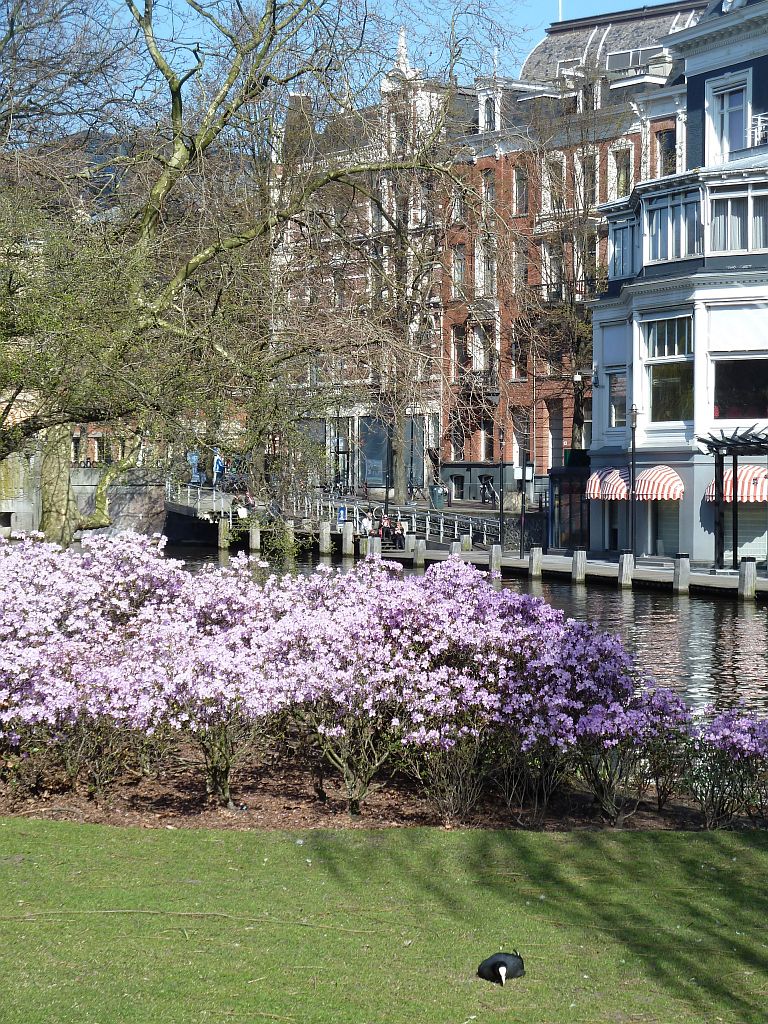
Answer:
[484, 96, 497, 133]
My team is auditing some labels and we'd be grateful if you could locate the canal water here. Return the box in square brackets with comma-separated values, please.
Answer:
[165, 545, 768, 714]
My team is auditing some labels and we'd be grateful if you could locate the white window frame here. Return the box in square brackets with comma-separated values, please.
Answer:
[642, 314, 694, 425]
[605, 368, 627, 430]
[542, 153, 565, 214]
[608, 216, 638, 279]
[708, 183, 768, 254]
[575, 149, 598, 211]
[452, 244, 466, 298]
[608, 145, 633, 201]
[645, 190, 702, 264]
[705, 70, 752, 164]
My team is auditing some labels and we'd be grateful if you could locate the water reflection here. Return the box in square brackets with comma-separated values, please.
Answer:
[164, 546, 768, 713]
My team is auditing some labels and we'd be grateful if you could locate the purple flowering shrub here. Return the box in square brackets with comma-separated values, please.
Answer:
[2, 535, 768, 826]
[686, 708, 768, 828]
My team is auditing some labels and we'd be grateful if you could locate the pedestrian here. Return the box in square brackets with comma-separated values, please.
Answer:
[394, 521, 405, 549]
[360, 512, 373, 537]
[212, 448, 225, 488]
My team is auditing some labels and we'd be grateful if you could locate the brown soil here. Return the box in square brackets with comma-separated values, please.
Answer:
[0, 759, 709, 832]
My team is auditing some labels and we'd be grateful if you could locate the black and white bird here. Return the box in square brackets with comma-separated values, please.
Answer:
[477, 950, 525, 986]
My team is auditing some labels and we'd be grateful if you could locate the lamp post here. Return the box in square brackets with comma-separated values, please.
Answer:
[334, 403, 341, 489]
[498, 425, 505, 549]
[383, 423, 391, 518]
[630, 403, 638, 557]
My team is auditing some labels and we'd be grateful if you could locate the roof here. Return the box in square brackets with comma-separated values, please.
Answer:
[520, 1, 704, 83]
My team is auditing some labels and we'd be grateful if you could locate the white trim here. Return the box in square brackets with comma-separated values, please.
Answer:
[705, 69, 752, 165]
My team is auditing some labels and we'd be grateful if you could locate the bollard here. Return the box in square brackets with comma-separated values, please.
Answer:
[301, 517, 313, 533]
[248, 524, 261, 553]
[404, 534, 416, 554]
[489, 544, 502, 573]
[528, 545, 542, 578]
[342, 521, 354, 557]
[571, 547, 586, 583]
[368, 536, 382, 557]
[414, 538, 426, 567]
[319, 520, 332, 555]
[450, 541, 462, 556]
[673, 552, 690, 594]
[739, 556, 757, 601]
[618, 551, 634, 589]
[217, 516, 231, 550]
[460, 533, 472, 552]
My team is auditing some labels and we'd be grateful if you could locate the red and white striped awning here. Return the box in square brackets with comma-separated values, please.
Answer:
[704, 464, 768, 502]
[635, 465, 685, 501]
[585, 467, 630, 500]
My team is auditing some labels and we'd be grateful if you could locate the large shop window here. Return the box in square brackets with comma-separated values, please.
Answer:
[710, 186, 768, 252]
[607, 370, 627, 428]
[645, 316, 693, 422]
[648, 192, 701, 262]
[714, 359, 768, 419]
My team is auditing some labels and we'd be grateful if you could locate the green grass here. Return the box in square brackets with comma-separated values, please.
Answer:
[1, 821, 767, 1023]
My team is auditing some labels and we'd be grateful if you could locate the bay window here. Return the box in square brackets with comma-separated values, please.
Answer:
[644, 316, 693, 422]
[710, 185, 768, 252]
[609, 217, 637, 279]
[647, 192, 701, 262]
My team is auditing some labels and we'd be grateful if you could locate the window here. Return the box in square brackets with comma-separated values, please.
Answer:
[544, 239, 564, 300]
[484, 96, 497, 133]
[582, 399, 593, 451]
[419, 180, 434, 226]
[607, 371, 627, 428]
[645, 316, 694, 422]
[470, 324, 496, 375]
[481, 169, 496, 216]
[710, 186, 768, 252]
[452, 186, 467, 222]
[714, 359, 768, 419]
[481, 419, 495, 460]
[514, 239, 529, 289]
[580, 153, 597, 208]
[479, 237, 496, 296]
[714, 86, 746, 157]
[647, 192, 702, 262]
[656, 129, 676, 176]
[546, 157, 565, 212]
[514, 166, 529, 215]
[452, 244, 466, 296]
[609, 218, 637, 279]
[453, 324, 468, 379]
[613, 149, 631, 199]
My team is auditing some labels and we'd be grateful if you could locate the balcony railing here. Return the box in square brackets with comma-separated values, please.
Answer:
[752, 113, 768, 148]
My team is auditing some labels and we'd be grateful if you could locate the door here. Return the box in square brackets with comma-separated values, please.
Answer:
[653, 500, 680, 557]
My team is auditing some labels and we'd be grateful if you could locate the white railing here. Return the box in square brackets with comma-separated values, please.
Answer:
[752, 113, 768, 147]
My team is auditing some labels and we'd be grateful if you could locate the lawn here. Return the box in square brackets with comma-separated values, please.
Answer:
[1, 821, 766, 1024]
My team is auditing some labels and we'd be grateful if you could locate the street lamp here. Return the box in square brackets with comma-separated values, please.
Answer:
[630, 403, 638, 557]
[498, 425, 505, 549]
[383, 423, 391, 518]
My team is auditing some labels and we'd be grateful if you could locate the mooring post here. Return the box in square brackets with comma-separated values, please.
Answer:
[414, 538, 426, 567]
[673, 552, 690, 594]
[571, 547, 586, 583]
[284, 519, 295, 547]
[618, 550, 634, 589]
[319, 520, 332, 555]
[217, 516, 231, 550]
[460, 533, 472, 552]
[528, 545, 542, 578]
[739, 556, 757, 601]
[342, 521, 354, 556]
[489, 544, 502, 573]
[404, 534, 416, 553]
[367, 536, 382, 557]
[450, 540, 462, 556]
[248, 524, 261, 552]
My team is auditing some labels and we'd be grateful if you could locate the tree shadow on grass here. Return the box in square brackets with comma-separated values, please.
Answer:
[308, 828, 768, 1022]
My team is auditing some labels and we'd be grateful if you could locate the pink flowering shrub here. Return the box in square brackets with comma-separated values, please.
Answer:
[2, 535, 768, 825]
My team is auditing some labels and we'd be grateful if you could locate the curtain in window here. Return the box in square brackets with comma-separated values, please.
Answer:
[753, 196, 768, 249]
[711, 199, 728, 251]
[730, 198, 747, 249]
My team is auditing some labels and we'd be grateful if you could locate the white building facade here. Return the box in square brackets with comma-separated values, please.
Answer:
[589, 0, 768, 563]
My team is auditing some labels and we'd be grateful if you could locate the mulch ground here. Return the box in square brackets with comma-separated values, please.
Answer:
[0, 757, 709, 832]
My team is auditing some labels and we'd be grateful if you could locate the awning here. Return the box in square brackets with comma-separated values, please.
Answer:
[635, 465, 685, 501]
[585, 466, 630, 500]
[704, 464, 768, 502]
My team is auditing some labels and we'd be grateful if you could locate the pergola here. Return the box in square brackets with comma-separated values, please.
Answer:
[697, 426, 768, 569]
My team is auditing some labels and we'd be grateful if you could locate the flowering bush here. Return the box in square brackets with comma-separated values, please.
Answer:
[2, 534, 767, 826]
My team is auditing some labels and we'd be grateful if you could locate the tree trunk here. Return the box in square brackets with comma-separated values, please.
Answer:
[392, 415, 407, 506]
[571, 382, 585, 450]
[39, 424, 81, 546]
